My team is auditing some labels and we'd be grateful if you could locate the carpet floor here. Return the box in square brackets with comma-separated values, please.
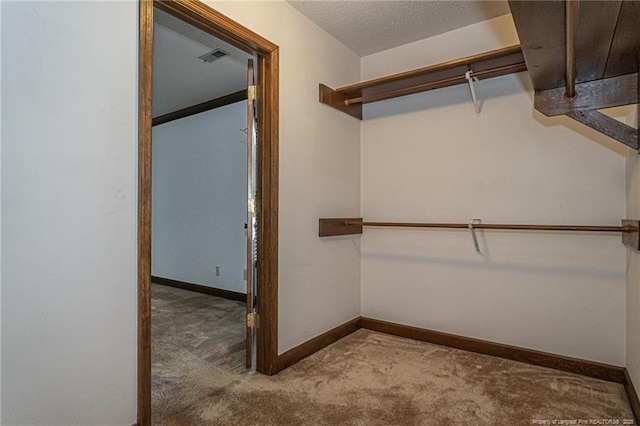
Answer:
[151, 283, 247, 423]
[152, 285, 634, 425]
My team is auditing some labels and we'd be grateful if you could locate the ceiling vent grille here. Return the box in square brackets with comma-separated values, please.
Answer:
[198, 49, 228, 63]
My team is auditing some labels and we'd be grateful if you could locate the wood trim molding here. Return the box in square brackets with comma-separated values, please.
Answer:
[137, 2, 154, 425]
[256, 45, 280, 375]
[273, 316, 633, 388]
[360, 317, 626, 383]
[154, 0, 277, 55]
[139, 1, 279, 424]
[271, 316, 638, 419]
[152, 90, 247, 126]
[625, 369, 640, 424]
[275, 317, 362, 373]
[151, 276, 246, 302]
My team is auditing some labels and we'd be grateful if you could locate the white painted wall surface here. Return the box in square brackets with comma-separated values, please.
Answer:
[360, 15, 627, 365]
[207, 1, 362, 354]
[0, 2, 3, 419]
[1, 2, 137, 424]
[625, 105, 640, 392]
[2, 1, 627, 422]
[152, 103, 248, 293]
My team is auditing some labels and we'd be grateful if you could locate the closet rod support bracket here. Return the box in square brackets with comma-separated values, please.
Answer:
[319, 218, 363, 237]
[319, 84, 362, 120]
[622, 220, 640, 251]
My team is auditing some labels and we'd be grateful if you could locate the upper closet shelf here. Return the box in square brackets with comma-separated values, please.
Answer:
[319, 45, 527, 120]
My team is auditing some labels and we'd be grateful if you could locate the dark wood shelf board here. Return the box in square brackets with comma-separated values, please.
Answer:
[319, 45, 526, 118]
[509, 0, 632, 92]
[604, 1, 640, 79]
[342, 45, 524, 99]
[534, 73, 638, 117]
[319, 218, 363, 237]
[510, 0, 640, 150]
[567, 110, 638, 150]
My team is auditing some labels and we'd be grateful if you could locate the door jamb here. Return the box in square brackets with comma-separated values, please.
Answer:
[138, 1, 279, 424]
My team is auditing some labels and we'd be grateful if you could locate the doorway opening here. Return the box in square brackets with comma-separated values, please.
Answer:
[151, 7, 256, 420]
[138, 2, 279, 425]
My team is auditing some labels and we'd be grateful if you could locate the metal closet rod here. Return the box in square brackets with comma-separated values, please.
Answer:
[343, 220, 633, 233]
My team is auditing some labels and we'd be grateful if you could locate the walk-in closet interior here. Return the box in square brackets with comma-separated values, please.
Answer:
[1, 0, 639, 424]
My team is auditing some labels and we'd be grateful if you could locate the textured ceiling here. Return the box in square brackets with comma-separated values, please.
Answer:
[153, 9, 254, 117]
[287, 0, 511, 56]
[153, 2, 511, 115]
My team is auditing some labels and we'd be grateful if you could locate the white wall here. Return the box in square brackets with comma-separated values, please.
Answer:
[1, 2, 137, 424]
[625, 105, 640, 392]
[207, 1, 362, 354]
[0, 1, 360, 422]
[360, 15, 627, 365]
[152, 103, 247, 293]
[0, 2, 3, 419]
[3, 1, 628, 423]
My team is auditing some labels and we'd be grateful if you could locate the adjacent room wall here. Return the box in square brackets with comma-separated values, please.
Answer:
[208, 1, 362, 354]
[360, 15, 627, 365]
[152, 103, 247, 293]
[1, 2, 137, 424]
[0, 2, 3, 419]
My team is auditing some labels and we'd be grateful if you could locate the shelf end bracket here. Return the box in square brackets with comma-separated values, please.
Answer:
[319, 84, 362, 120]
[319, 218, 363, 237]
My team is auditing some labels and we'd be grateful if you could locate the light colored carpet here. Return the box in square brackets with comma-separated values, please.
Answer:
[151, 283, 247, 423]
[152, 285, 634, 425]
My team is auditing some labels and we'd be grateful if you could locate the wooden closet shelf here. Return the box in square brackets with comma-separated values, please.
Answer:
[319, 45, 527, 120]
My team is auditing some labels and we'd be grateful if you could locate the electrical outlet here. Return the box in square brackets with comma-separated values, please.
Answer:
[215, 266, 220, 276]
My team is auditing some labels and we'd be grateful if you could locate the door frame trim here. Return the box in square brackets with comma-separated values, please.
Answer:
[138, 1, 279, 424]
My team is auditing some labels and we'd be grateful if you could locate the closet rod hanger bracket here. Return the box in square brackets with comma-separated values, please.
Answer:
[465, 70, 481, 115]
[468, 218, 482, 254]
[318, 218, 640, 250]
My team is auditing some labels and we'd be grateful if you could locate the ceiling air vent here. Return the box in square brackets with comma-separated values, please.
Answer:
[198, 49, 228, 63]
